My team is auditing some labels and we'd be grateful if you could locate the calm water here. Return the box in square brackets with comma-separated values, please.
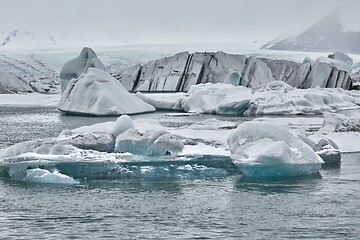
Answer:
[0, 106, 359, 239]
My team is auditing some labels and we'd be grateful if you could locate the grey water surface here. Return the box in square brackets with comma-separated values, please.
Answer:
[0, 106, 359, 239]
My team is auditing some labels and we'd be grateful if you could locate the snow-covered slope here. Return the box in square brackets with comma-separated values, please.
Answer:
[0, 70, 34, 94]
[262, 6, 360, 54]
[0, 30, 57, 50]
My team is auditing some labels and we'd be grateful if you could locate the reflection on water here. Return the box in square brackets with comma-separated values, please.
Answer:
[0, 106, 250, 149]
[235, 174, 322, 194]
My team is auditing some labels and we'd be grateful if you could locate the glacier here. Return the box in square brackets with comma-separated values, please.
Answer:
[116, 51, 353, 93]
[0, 70, 34, 94]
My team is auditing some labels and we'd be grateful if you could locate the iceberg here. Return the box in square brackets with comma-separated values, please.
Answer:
[181, 83, 252, 115]
[251, 116, 342, 164]
[135, 92, 185, 111]
[114, 129, 184, 156]
[227, 121, 324, 178]
[0, 115, 186, 158]
[59, 47, 105, 93]
[57, 68, 155, 116]
[177, 82, 360, 115]
[307, 112, 360, 154]
[58, 132, 115, 152]
[320, 112, 360, 132]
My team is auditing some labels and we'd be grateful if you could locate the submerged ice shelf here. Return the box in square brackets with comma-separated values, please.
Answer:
[0, 153, 238, 184]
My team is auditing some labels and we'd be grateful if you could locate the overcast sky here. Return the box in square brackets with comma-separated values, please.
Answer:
[0, 0, 356, 48]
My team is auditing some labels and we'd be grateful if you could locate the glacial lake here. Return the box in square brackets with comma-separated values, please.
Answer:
[0, 106, 359, 239]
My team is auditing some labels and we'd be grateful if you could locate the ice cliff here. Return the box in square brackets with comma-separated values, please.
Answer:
[117, 51, 353, 92]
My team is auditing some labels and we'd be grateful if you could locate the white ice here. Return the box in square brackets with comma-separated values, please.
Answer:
[308, 112, 360, 154]
[57, 68, 155, 116]
[178, 82, 360, 115]
[59, 47, 105, 93]
[25, 168, 79, 185]
[227, 121, 324, 178]
[135, 92, 185, 111]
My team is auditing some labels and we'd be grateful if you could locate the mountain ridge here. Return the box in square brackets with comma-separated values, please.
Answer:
[262, 9, 360, 54]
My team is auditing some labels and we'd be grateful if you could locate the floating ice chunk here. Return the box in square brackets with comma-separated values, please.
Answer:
[59, 132, 115, 152]
[135, 92, 185, 111]
[182, 82, 360, 115]
[151, 133, 184, 155]
[306, 112, 360, 154]
[320, 112, 360, 132]
[71, 122, 115, 135]
[298, 134, 341, 164]
[0, 131, 115, 158]
[227, 121, 324, 178]
[112, 115, 135, 138]
[25, 168, 79, 185]
[188, 118, 237, 130]
[328, 51, 353, 66]
[0, 140, 79, 158]
[58, 68, 155, 116]
[181, 83, 252, 115]
[115, 129, 184, 156]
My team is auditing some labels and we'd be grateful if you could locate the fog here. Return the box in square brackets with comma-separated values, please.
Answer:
[0, 0, 355, 48]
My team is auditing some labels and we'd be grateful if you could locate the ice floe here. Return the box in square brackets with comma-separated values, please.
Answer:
[176, 82, 360, 115]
